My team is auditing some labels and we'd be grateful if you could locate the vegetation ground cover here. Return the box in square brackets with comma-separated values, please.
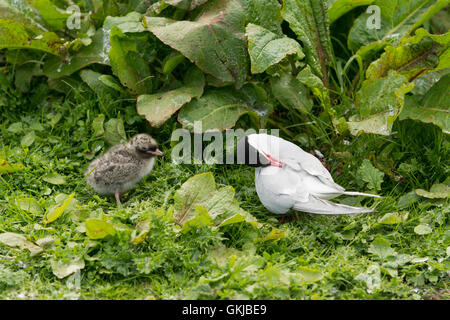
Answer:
[0, 0, 449, 299]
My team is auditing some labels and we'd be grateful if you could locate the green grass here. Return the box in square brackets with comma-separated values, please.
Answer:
[0, 85, 449, 300]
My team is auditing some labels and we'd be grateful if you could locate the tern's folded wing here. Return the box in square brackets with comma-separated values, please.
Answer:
[293, 194, 374, 215]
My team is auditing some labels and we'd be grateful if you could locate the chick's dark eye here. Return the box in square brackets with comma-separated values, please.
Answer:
[149, 146, 157, 151]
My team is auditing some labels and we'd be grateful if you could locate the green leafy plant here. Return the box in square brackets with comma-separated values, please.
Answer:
[0, 0, 449, 300]
[1, 0, 448, 137]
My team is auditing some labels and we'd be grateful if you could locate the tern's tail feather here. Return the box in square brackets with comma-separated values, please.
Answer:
[343, 191, 382, 198]
[293, 195, 374, 215]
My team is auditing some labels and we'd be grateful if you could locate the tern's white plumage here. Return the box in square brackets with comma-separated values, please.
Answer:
[239, 134, 380, 215]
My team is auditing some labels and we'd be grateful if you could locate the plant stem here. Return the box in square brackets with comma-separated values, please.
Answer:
[288, 56, 299, 76]
[267, 118, 295, 138]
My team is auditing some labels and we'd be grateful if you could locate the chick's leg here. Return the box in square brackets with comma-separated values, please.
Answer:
[115, 191, 121, 205]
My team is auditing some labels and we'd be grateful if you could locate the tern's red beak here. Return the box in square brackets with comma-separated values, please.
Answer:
[263, 152, 282, 167]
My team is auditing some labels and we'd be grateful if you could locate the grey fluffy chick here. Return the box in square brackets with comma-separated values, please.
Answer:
[85, 134, 164, 204]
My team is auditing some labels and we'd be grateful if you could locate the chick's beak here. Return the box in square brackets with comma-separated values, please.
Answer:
[146, 149, 164, 156]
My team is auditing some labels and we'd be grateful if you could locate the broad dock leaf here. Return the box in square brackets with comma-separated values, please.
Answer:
[328, 0, 374, 24]
[282, 0, 333, 85]
[400, 73, 449, 133]
[43, 28, 110, 78]
[348, 71, 414, 135]
[178, 85, 266, 132]
[366, 29, 449, 81]
[137, 67, 205, 128]
[0, 19, 61, 55]
[271, 71, 313, 114]
[144, 0, 248, 88]
[348, 0, 448, 58]
[242, 0, 283, 35]
[246, 23, 304, 74]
